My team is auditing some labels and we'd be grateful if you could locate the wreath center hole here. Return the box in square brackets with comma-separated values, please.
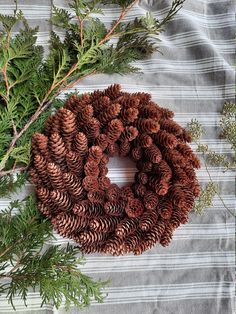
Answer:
[107, 156, 138, 187]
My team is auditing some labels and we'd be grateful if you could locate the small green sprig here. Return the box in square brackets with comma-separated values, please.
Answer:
[187, 102, 236, 217]
[0, 196, 108, 310]
[193, 182, 218, 215]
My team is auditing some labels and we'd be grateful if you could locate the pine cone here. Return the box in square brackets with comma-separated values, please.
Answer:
[115, 218, 139, 238]
[125, 199, 144, 218]
[134, 118, 160, 134]
[143, 191, 159, 210]
[89, 216, 120, 232]
[152, 130, 178, 149]
[52, 212, 88, 238]
[106, 119, 124, 143]
[73, 200, 103, 217]
[144, 144, 162, 163]
[104, 200, 126, 216]
[139, 210, 159, 231]
[137, 133, 153, 148]
[119, 140, 131, 157]
[95, 134, 109, 151]
[106, 184, 121, 201]
[73, 132, 88, 156]
[135, 172, 148, 185]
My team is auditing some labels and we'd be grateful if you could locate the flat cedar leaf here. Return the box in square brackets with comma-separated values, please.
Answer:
[0, 172, 28, 198]
[10, 143, 31, 165]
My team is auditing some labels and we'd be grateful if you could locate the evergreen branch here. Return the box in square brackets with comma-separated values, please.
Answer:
[99, 0, 138, 45]
[0, 197, 107, 309]
[158, 0, 185, 29]
[0, 167, 27, 177]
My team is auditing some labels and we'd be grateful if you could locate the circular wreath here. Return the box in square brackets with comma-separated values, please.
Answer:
[30, 84, 200, 255]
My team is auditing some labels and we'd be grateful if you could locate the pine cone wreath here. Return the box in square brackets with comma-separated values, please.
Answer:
[30, 84, 200, 255]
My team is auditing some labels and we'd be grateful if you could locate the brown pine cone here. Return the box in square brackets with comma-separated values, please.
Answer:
[64, 172, 84, 198]
[36, 188, 55, 209]
[137, 133, 153, 148]
[89, 216, 120, 232]
[102, 236, 124, 255]
[139, 210, 159, 231]
[98, 176, 111, 190]
[119, 140, 131, 157]
[73, 132, 88, 156]
[52, 212, 89, 238]
[139, 104, 162, 120]
[82, 176, 99, 191]
[73, 201, 104, 217]
[87, 146, 103, 164]
[160, 223, 174, 247]
[152, 130, 178, 149]
[60, 108, 77, 147]
[143, 191, 159, 210]
[87, 189, 106, 203]
[97, 103, 121, 125]
[106, 184, 121, 201]
[160, 119, 183, 136]
[47, 162, 64, 190]
[159, 199, 173, 219]
[95, 134, 109, 151]
[31, 133, 50, 161]
[29, 169, 43, 186]
[136, 160, 153, 172]
[82, 117, 100, 142]
[78, 230, 107, 245]
[134, 118, 160, 134]
[115, 217, 139, 238]
[120, 126, 139, 142]
[105, 143, 119, 156]
[38, 202, 53, 218]
[125, 198, 144, 218]
[133, 183, 147, 197]
[104, 200, 126, 216]
[66, 151, 83, 176]
[123, 230, 143, 253]
[51, 190, 73, 211]
[120, 186, 135, 200]
[144, 144, 162, 164]
[120, 107, 139, 124]
[135, 172, 148, 185]
[49, 133, 67, 171]
[34, 155, 50, 187]
[131, 146, 143, 161]
[106, 119, 124, 143]
[84, 160, 100, 177]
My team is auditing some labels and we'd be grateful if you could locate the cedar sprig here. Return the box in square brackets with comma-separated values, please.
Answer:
[0, 196, 107, 310]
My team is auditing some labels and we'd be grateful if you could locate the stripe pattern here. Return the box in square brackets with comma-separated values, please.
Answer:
[0, 0, 235, 313]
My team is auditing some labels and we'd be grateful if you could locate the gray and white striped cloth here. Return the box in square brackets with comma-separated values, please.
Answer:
[0, 0, 235, 313]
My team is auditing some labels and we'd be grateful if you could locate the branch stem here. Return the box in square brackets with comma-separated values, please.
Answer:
[99, 0, 139, 45]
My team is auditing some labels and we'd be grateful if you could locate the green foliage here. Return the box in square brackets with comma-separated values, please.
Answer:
[193, 182, 218, 215]
[220, 102, 236, 151]
[0, 196, 107, 310]
[187, 102, 235, 216]
[0, 172, 28, 198]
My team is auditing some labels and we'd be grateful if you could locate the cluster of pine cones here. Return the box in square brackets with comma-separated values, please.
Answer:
[30, 84, 201, 255]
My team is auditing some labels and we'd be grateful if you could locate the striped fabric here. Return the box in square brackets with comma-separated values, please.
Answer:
[0, 0, 235, 313]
